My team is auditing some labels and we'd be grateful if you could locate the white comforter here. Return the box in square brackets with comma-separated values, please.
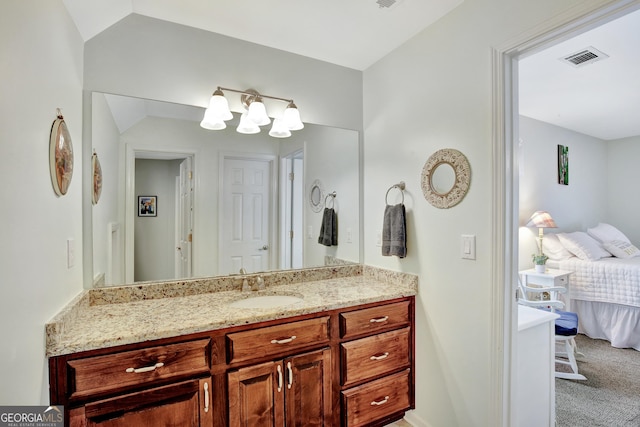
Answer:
[549, 256, 640, 307]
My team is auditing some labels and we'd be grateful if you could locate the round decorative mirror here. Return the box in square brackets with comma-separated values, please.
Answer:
[421, 148, 471, 209]
[308, 179, 325, 213]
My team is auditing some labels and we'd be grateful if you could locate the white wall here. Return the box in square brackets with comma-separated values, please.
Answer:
[91, 93, 121, 283]
[607, 135, 640, 244]
[518, 116, 609, 268]
[0, 1, 83, 405]
[304, 126, 361, 267]
[83, 14, 363, 132]
[362, 1, 609, 425]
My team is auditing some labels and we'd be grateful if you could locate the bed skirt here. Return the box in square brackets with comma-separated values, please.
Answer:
[573, 299, 640, 351]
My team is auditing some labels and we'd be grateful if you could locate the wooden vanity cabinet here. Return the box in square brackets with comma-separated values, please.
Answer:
[227, 348, 332, 427]
[68, 377, 213, 427]
[338, 300, 415, 427]
[49, 297, 414, 427]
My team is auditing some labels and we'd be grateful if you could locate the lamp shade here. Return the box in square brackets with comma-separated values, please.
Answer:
[204, 89, 233, 122]
[236, 112, 261, 134]
[247, 98, 271, 126]
[268, 118, 291, 138]
[283, 102, 304, 130]
[526, 211, 557, 229]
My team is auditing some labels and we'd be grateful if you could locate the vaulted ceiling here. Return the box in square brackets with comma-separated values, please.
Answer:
[63, 1, 640, 140]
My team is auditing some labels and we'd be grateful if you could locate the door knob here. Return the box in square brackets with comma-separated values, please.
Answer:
[259, 245, 269, 251]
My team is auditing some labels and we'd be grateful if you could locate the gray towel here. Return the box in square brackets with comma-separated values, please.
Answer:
[318, 208, 338, 246]
[382, 204, 406, 258]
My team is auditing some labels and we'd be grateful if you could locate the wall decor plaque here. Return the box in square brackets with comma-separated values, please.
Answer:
[421, 148, 471, 209]
[49, 109, 74, 196]
[92, 151, 102, 205]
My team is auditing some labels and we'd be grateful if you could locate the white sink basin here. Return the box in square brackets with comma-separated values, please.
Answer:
[229, 295, 303, 309]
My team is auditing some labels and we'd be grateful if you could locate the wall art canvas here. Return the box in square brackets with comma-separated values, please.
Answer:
[138, 196, 157, 217]
[558, 144, 569, 185]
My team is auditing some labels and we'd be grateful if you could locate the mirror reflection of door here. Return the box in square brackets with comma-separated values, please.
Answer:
[281, 150, 304, 270]
[133, 154, 193, 282]
[175, 157, 193, 279]
[220, 156, 273, 275]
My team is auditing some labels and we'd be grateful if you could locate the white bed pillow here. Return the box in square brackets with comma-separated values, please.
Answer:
[557, 231, 611, 261]
[602, 240, 640, 259]
[542, 233, 573, 261]
[587, 223, 631, 244]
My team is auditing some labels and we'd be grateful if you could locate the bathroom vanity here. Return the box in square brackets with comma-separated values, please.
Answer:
[47, 265, 417, 426]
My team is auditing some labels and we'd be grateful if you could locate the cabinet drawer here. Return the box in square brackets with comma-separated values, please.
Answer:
[341, 327, 410, 387]
[227, 317, 330, 364]
[341, 369, 411, 427]
[67, 339, 210, 400]
[340, 301, 409, 339]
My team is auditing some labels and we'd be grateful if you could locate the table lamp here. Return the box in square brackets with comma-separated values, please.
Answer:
[526, 210, 557, 256]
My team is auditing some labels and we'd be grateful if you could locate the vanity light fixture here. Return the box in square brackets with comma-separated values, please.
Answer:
[200, 87, 304, 137]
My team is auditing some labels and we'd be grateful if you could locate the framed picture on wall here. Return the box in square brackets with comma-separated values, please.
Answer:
[138, 196, 157, 217]
[558, 144, 569, 185]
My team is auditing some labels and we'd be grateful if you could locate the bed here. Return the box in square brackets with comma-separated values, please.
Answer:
[543, 223, 640, 351]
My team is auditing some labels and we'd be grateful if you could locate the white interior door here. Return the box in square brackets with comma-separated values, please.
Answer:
[220, 157, 273, 275]
[175, 157, 193, 278]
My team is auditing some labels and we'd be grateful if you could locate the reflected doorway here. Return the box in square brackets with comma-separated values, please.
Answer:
[281, 150, 304, 270]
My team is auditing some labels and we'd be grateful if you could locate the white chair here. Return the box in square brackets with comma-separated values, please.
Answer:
[517, 278, 587, 380]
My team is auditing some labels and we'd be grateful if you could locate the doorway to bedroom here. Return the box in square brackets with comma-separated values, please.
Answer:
[513, 4, 640, 425]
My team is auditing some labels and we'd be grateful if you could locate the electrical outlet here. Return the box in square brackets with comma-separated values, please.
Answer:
[376, 231, 382, 247]
[346, 228, 353, 243]
[307, 226, 313, 239]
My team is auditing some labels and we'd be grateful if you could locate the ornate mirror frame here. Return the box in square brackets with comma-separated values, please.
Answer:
[421, 148, 471, 209]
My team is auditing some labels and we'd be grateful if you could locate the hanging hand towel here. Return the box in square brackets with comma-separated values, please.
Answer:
[382, 203, 407, 258]
[318, 207, 338, 246]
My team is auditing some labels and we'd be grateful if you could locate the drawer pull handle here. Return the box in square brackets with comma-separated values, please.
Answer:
[370, 352, 390, 361]
[370, 396, 390, 406]
[287, 361, 293, 390]
[125, 362, 164, 374]
[369, 316, 389, 323]
[277, 365, 283, 392]
[204, 382, 210, 413]
[271, 336, 297, 344]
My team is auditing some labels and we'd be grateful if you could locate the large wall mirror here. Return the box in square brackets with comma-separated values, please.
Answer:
[88, 92, 361, 287]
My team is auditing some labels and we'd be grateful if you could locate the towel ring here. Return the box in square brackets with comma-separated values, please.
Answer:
[385, 182, 405, 205]
[325, 191, 336, 208]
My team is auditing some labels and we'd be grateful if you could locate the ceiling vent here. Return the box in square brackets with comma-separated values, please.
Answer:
[560, 46, 609, 68]
[377, 0, 397, 8]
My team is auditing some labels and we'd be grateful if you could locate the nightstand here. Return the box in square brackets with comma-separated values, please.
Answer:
[519, 268, 573, 311]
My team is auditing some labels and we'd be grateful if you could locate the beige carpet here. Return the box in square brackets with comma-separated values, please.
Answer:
[555, 334, 640, 426]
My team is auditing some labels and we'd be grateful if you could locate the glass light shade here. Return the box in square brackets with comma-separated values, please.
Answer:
[283, 103, 304, 130]
[268, 119, 291, 138]
[206, 92, 233, 121]
[200, 117, 226, 130]
[247, 100, 271, 126]
[236, 112, 261, 134]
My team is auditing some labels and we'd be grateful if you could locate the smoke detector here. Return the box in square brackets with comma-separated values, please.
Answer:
[560, 46, 609, 68]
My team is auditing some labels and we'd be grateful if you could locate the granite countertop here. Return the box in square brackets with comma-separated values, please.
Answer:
[46, 265, 418, 357]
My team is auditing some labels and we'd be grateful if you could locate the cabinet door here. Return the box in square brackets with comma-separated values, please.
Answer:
[227, 361, 285, 427]
[71, 377, 213, 427]
[285, 348, 332, 427]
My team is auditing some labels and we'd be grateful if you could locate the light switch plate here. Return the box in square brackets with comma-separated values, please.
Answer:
[461, 234, 476, 260]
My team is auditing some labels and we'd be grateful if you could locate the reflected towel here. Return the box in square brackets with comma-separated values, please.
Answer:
[382, 204, 406, 258]
[318, 208, 338, 246]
